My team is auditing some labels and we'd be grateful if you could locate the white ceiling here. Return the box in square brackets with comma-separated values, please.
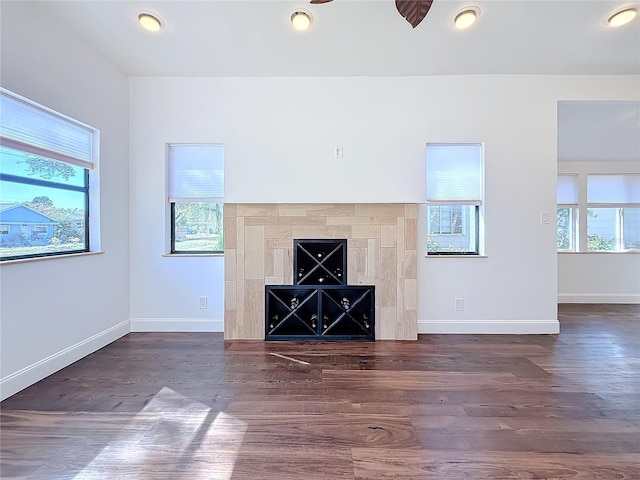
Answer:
[11, 1, 640, 162]
[32, 0, 640, 77]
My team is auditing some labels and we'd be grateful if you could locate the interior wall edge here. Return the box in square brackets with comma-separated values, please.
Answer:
[130, 318, 224, 332]
[417, 319, 560, 335]
[0, 320, 130, 401]
[558, 294, 640, 304]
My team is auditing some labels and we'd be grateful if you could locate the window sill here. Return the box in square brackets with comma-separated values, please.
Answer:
[558, 250, 640, 254]
[424, 254, 488, 258]
[162, 253, 224, 258]
[0, 251, 105, 265]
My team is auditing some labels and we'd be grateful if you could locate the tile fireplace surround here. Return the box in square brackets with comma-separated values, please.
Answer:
[224, 203, 418, 340]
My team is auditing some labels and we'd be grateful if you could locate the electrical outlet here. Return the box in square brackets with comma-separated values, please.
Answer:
[199, 296, 207, 309]
[335, 146, 343, 158]
[455, 298, 464, 311]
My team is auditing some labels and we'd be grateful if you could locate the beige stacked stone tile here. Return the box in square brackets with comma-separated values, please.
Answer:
[224, 203, 418, 340]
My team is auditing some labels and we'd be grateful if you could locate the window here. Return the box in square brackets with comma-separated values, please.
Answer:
[557, 173, 640, 252]
[168, 144, 224, 254]
[0, 88, 97, 261]
[587, 174, 640, 251]
[429, 205, 464, 234]
[0, 225, 8, 235]
[426, 143, 483, 255]
[557, 174, 578, 251]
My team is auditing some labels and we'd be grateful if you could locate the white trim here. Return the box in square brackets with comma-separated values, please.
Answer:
[0, 320, 129, 401]
[558, 251, 640, 254]
[168, 197, 225, 203]
[130, 318, 223, 332]
[161, 253, 224, 258]
[0, 251, 105, 265]
[426, 200, 482, 206]
[0, 87, 96, 131]
[0, 137, 93, 170]
[558, 293, 640, 304]
[0, 86, 96, 169]
[425, 254, 488, 258]
[417, 319, 560, 334]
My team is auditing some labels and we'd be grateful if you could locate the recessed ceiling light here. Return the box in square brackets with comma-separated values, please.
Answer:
[291, 10, 313, 31]
[454, 7, 480, 29]
[138, 13, 163, 32]
[608, 7, 637, 27]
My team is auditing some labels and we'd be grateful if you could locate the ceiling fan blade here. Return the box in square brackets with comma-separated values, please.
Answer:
[310, 0, 334, 4]
[395, 0, 433, 28]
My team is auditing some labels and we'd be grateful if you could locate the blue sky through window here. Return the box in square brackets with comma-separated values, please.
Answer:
[0, 146, 85, 209]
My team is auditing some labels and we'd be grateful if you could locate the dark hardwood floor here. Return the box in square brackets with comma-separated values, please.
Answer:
[1, 304, 638, 479]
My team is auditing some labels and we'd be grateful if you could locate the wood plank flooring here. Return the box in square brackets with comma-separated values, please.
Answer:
[1, 304, 638, 479]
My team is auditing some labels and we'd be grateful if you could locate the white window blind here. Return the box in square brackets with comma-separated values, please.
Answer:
[587, 174, 640, 206]
[557, 174, 579, 205]
[168, 144, 224, 202]
[426, 143, 482, 204]
[0, 88, 94, 168]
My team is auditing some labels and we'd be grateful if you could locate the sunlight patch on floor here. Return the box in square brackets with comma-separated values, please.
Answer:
[74, 387, 247, 479]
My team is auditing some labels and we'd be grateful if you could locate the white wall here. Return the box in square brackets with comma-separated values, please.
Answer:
[0, 2, 130, 400]
[558, 253, 640, 303]
[129, 74, 638, 335]
[128, 83, 226, 332]
[557, 160, 640, 303]
[1, 3, 636, 401]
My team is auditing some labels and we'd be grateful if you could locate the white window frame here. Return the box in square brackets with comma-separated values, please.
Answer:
[557, 171, 640, 253]
[586, 174, 640, 252]
[557, 174, 579, 251]
[429, 205, 465, 235]
[0, 88, 100, 261]
[425, 142, 484, 256]
[167, 143, 224, 255]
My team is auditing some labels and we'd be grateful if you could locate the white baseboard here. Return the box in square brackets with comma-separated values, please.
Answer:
[130, 318, 223, 332]
[417, 319, 560, 334]
[0, 320, 130, 401]
[558, 293, 640, 304]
